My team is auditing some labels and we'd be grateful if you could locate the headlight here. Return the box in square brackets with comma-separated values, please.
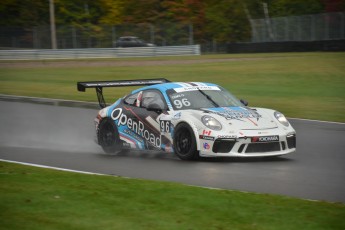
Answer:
[201, 115, 222, 130]
[274, 111, 289, 127]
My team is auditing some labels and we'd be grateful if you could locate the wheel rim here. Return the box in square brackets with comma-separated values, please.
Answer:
[101, 123, 115, 146]
[176, 128, 192, 155]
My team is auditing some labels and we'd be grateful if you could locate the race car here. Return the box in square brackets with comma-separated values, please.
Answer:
[77, 79, 296, 160]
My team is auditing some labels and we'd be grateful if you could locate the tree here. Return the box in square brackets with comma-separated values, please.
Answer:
[0, 0, 49, 26]
[322, 0, 345, 12]
[204, 0, 251, 42]
[0, 0, 339, 45]
[268, 0, 324, 17]
[121, 0, 164, 24]
[162, 0, 207, 42]
[99, 0, 126, 25]
[55, 0, 103, 26]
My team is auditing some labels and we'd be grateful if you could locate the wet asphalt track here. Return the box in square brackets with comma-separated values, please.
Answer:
[1, 100, 345, 203]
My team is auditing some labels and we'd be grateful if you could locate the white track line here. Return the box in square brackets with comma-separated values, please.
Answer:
[0, 159, 107, 176]
[0, 159, 326, 203]
[288, 117, 345, 125]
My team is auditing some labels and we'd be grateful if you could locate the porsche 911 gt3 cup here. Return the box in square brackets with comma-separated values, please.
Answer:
[77, 79, 296, 160]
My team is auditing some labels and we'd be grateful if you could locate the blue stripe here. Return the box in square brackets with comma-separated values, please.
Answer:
[206, 106, 244, 112]
[106, 99, 121, 117]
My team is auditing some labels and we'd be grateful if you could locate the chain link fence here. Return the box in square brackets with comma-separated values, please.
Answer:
[1, 12, 344, 51]
[251, 12, 345, 42]
[0, 23, 193, 49]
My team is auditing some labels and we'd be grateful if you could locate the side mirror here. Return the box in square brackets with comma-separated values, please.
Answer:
[240, 99, 248, 106]
[147, 103, 163, 113]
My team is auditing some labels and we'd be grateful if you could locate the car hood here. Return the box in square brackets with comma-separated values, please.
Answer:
[198, 107, 278, 130]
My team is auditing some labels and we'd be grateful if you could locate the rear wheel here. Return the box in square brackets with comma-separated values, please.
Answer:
[98, 118, 122, 154]
[173, 123, 199, 160]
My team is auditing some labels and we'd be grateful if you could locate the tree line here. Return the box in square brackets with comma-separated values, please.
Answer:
[0, 0, 343, 43]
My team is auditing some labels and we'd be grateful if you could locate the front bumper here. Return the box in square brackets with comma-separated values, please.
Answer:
[199, 131, 296, 157]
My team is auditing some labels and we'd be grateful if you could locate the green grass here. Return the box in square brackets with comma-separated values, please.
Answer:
[1, 53, 344, 229]
[1, 161, 344, 230]
[1, 52, 345, 122]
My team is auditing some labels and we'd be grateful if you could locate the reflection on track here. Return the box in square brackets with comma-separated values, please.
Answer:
[1, 101, 345, 203]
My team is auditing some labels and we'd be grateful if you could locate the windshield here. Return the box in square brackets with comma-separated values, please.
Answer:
[167, 86, 243, 110]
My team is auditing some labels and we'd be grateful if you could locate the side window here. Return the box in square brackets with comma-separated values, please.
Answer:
[141, 90, 166, 110]
[124, 92, 139, 106]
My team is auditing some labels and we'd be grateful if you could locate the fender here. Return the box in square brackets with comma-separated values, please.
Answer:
[174, 120, 201, 151]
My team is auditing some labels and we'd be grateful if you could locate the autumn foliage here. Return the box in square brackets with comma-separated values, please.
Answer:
[0, 0, 342, 43]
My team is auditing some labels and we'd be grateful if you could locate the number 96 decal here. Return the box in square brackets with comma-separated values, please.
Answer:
[173, 98, 191, 109]
[160, 120, 171, 133]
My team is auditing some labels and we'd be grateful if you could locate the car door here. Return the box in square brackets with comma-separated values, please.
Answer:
[133, 90, 167, 150]
[120, 89, 172, 151]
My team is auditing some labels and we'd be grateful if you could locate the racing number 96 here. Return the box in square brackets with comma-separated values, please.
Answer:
[173, 98, 191, 109]
[160, 120, 171, 133]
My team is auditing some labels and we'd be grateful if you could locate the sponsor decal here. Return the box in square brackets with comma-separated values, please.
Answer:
[174, 86, 220, 93]
[203, 142, 210, 150]
[173, 98, 191, 109]
[205, 107, 261, 121]
[173, 112, 182, 120]
[258, 131, 269, 134]
[111, 108, 161, 148]
[119, 133, 140, 148]
[171, 93, 185, 99]
[124, 129, 143, 143]
[251, 135, 279, 143]
[199, 135, 215, 141]
[160, 120, 171, 133]
[203, 130, 212, 136]
[217, 135, 237, 139]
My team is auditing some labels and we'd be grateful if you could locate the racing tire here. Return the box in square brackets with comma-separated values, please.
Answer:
[173, 122, 199, 161]
[97, 118, 122, 154]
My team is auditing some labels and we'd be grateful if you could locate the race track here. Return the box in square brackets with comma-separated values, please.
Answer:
[1, 100, 345, 203]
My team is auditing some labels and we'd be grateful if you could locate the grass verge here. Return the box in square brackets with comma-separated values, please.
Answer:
[0, 52, 344, 122]
[1, 161, 345, 230]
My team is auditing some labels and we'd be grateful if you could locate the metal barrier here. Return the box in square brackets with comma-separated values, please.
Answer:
[0, 45, 200, 60]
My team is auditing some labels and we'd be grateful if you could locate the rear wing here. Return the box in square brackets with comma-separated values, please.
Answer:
[77, 78, 170, 108]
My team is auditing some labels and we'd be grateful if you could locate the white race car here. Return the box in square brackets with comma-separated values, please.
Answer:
[77, 79, 296, 160]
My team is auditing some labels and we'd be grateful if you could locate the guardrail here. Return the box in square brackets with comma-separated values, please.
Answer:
[0, 45, 200, 60]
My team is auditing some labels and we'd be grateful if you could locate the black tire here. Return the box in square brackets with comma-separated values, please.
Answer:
[97, 118, 122, 154]
[173, 123, 199, 160]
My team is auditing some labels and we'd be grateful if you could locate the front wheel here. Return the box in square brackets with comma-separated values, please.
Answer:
[173, 123, 199, 160]
[97, 118, 122, 154]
